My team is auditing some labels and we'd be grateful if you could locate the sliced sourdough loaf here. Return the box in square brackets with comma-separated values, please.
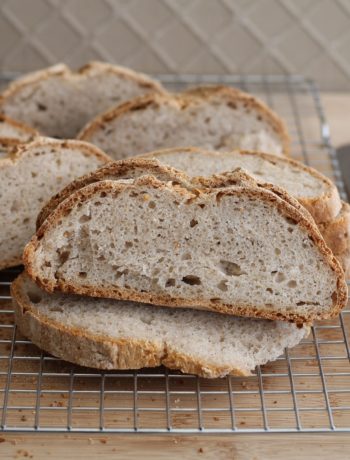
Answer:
[78, 86, 290, 159]
[0, 114, 38, 145]
[12, 273, 309, 378]
[0, 137, 110, 270]
[140, 147, 341, 224]
[0, 62, 163, 138]
[24, 163, 347, 324]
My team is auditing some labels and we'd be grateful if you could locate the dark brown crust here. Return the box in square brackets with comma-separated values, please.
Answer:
[11, 273, 248, 378]
[140, 147, 341, 223]
[24, 173, 348, 325]
[0, 62, 164, 108]
[77, 86, 290, 156]
[0, 137, 111, 271]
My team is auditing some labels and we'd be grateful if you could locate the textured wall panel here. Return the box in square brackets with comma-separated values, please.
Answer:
[0, 0, 349, 89]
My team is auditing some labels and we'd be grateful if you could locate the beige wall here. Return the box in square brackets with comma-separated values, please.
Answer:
[0, 0, 350, 90]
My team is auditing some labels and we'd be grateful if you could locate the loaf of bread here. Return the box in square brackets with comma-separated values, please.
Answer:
[78, 86, 290, 159]
[12, 273, 309, 378]
[24, 160, 347, 324]
[0, 137, 110, 269]
[0, 62, 164, 138]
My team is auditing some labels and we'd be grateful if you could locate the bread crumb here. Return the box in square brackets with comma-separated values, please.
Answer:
[0, 437, 5, 443]
[100, 438, 107, 444]
[198, 447, 204, 453]
[213, 416, 220, 421]
[20, 415, 27, 422]
[174, 398, 180, 404]
[240, 421, 246, 425]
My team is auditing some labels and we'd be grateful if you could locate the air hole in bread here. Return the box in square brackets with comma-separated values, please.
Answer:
[219, 260, 246, 276]
[275, 248, 281, 255]
[37, 103, 47, 111]
[266, 287, 273, 294]
[57, 249, 71, 264]
[148, 201, 156, 209]
[217, 280, 228, 292]
[100, 192, 107, 198]
[275, 272, 286, 283]
[31, 171, 37, 178]
[182, 275, 201, 286]
[94, 201, 102, 206]
[79, 272, 87, 278]
[125, 241, 133, 248]
[27, 291, 42, 304]
[23, 218, 29, 224]
[166, 278, 176, 287]
[181, 252, 192, 261]
[288, 280, 297, 288]
[190, 219, 198, 228]
[79, 214, 91, 223]
[140, 316, 153, 325]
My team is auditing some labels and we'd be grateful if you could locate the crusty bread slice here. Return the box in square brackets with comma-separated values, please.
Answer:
[36, 158, 195, 229]
[24, 163, 347, 324]
[12, 273, 309, 378]
[0, 114, 38, 146]
[140, 147, 341, 224]
[138, 148, 350, 276]
[0, 62, 163, 138]
[319, 202, 350, 255]
[0, 137, 110, 270]
[78, 86, 290, 159]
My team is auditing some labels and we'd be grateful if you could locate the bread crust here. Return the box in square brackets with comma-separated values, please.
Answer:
[139, 147, 341, 224]
[0, 114, 39, 145]
[77, 86, 290, 156]
[319, 202, 350, 255]
[0, 62, 164, 107]
[24, 173, 348, 325]
[11, 273, 248, 378]
[0, 137, 111, 270]
[36, 158, 195, 229]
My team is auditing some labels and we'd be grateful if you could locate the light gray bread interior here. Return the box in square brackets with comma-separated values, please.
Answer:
[0, 62, 163, 138]
[12, 273, 308, 378]
[78, 87, 289, 160]
[0, 137, 110, 269]
[140, 147, 341, 223]
[24, 173, 347, 323]
[0, 115, 38, 143]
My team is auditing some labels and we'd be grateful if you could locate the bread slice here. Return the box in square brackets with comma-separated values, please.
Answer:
[24, 163, 347, 324]
[78, 86, 290, 159]
[0, 62, 164, 138]
[140, 147, 341, 224]
[319, 202, 350, 255]
[12, 273, 309, 378]
[0, 114, 38, 146]
[0, 137, 110, 270]
[36, 158, 195, 229]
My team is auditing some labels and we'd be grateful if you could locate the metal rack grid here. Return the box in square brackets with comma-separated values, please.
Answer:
[0, 74, 349, 433]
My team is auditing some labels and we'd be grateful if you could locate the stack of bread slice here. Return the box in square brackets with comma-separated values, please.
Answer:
[12, 159, 347, 377]
[0, 62, 347, 378]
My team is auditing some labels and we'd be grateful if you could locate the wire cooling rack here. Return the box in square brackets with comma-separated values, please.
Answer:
[0, 74, 349, 433]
